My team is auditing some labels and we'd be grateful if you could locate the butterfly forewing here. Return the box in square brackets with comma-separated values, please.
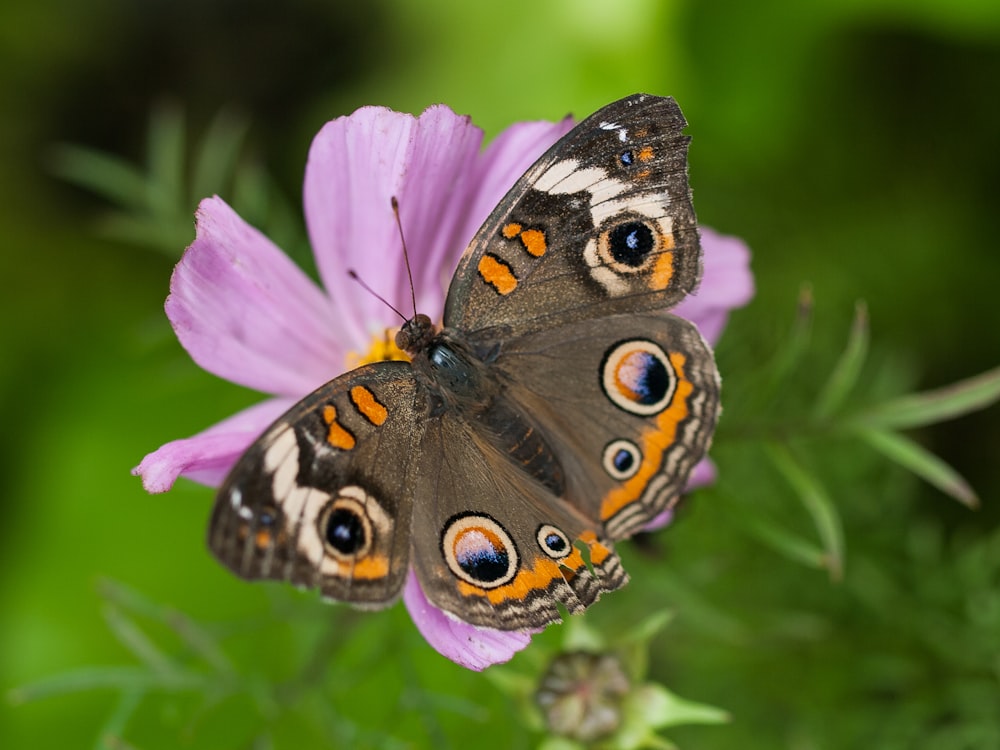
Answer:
[208, 363, 424, 608]
[444, 94, 700, 340]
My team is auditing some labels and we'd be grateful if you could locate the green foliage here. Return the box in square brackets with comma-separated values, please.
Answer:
[2, 0, 999, 748]
[47, 104, 311, 270]
[709, 294, 999, 580]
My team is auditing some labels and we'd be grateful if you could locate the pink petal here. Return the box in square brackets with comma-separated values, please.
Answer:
[675, 227, 755, 345]
[167, 197, 345, 396]
[304, 105, 484, 338]
[133, 396, 296, 493]
[686, 456, 718, 490]
[402, 570, 532, 671]
[471, 117, 575, 217]
[688, 309, 730, 350]
[398, 106, 492, 310]
[643, 509, 675, 532]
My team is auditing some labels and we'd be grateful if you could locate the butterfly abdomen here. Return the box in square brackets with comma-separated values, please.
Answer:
[478, 397, 565, 498]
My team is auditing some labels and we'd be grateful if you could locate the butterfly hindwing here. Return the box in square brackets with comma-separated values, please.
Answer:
[408, 409, 628, 630]
[494, 310, 720, 540]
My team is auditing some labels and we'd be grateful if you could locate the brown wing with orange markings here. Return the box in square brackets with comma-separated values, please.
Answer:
[494, 310, 720, 540]
[407, 404, 628, 630]
[208, 362, 425, 607]
[444, 94, 700, 342]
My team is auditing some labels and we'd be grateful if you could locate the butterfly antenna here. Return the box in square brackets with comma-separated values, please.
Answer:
[347, 270, 407, 323]
[391, 196, 419, 319]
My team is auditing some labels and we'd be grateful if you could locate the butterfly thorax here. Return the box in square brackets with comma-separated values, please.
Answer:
[409, 323, 497, 409]
[396, 315, 490, 404]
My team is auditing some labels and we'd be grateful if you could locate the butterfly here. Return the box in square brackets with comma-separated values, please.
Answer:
[208, 94, 720, 630]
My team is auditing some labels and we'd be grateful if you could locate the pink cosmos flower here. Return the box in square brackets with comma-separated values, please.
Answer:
[134, 102, 754, 671]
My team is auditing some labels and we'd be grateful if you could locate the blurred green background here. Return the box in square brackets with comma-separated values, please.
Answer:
[2, 0, 999, 748]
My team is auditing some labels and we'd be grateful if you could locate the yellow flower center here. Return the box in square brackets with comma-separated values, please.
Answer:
[345, 328, 411, 368]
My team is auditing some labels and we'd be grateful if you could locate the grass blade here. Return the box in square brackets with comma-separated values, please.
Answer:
[8, 666, 206, 703]
[814, 301, 869, 420]
[765, 443, 844, 581]
[854, 365, 1000, 430]
[103, 605, 176, 675]
[47, 145, 149, 211]
[757, 284, 814, 408]
[98, 579, 234, 676]
[192, 107, 251, 201]
[93, 689, 143, 750]
[146, 101, 186, 225]
[858, 427, 979, 508]
[742, 514, 830, 570]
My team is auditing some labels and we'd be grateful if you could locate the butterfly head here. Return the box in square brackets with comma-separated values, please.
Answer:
[394, 313, 436, 356]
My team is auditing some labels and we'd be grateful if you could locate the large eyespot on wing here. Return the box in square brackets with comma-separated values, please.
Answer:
[600, 338, 678, 417]
[441, 512, 520, 589]
[206, 362, 425, 608]
[444, 94, 701, 339]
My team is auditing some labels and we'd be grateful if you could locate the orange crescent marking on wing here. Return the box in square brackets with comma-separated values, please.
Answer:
[637, 145, 655, 162]
[478, 255, 518, 295]
[649, 246, 675, 291]
[322, 405, 356, 450]
[577, 530, 612, 565]
[588, 539, 612, 565]
[612, 356, 639, 401]
[350, 385, 388, 426]
[519, 228, 547, 257]
[347, 555, 390, 580]
[599, 353, 692, 523]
